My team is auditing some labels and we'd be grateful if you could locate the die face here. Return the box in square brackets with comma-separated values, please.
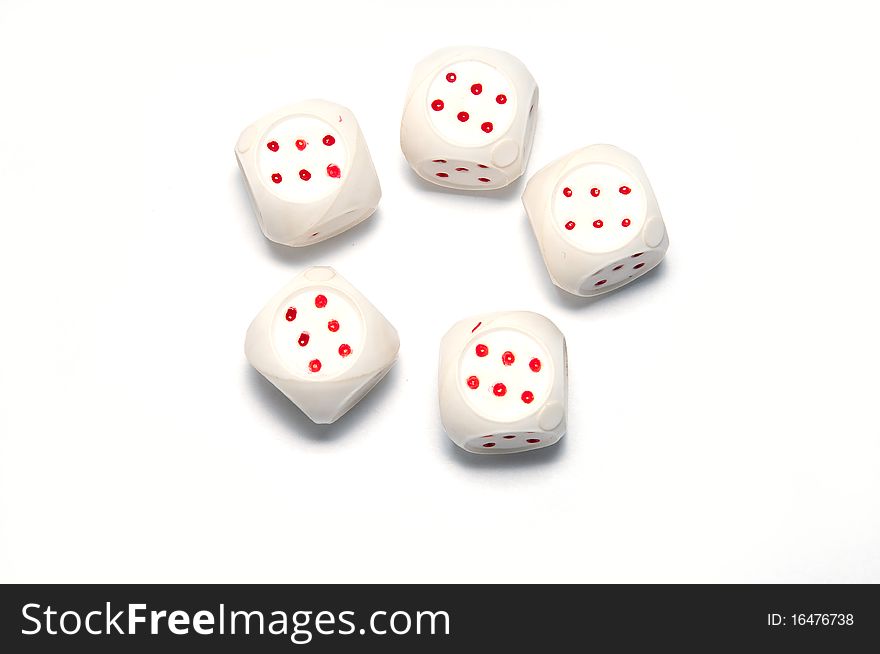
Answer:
[272, 286, 365, 380]
[583, 250, 663, 294]
[425, 61, 517, 148]
[422, 158, 508, 189]
[401, 47, 538, 191]
[458, 327, 554, 423]
[469, 432, 550, 453]
[523, 144, 669, 297]
[304, 206, 374, 244]
[236, 100, 381, 247]
[553, 163, 647, 253]
[439, 312, 567, 455]
[245, 267, 399, 424]
[259, 115, 347, 204]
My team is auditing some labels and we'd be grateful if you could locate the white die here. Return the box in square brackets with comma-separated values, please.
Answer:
[245, 266, 399, 424]
[400, 46, 539, 191]
[235, 100, 381, 247]
[522, 144, 669, 297]
[439, 312, 566, 454]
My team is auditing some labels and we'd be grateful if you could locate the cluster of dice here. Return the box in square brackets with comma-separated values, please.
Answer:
[239, 46, 669, 455]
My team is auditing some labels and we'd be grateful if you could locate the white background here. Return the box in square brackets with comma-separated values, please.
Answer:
[1, 0, 878, 583]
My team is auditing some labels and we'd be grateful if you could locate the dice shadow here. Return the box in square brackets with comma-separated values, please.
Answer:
[231, 171, 383, 265]
[441, 430, 567, 468]
[517, 214, 671, 310]
[246, 363, 400, 443]
[399, 160, 527, 202]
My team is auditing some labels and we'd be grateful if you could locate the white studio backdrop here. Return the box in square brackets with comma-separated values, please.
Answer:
[1, 0, 878, 583]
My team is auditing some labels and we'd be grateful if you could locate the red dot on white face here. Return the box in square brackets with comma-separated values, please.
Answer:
[482, 442, 495, 448]
[622, 218, 631, 227]
[526, 438, 540, 444]
[476, 344, 488, 357]
[338, 344, 352, 357]
[502, 351, 515, 366]
[529, 358, 541, 372]
[285, 307, 297, 321]
[327, 164, 341, 178]
[478, 164, 489, 169]
[613, 264, 624, 271]
[431, 99, 444, 111]
[481, 122, 493, 133]
[267, 141, 279, 152]
[457, 111, 469, 122]
[565, 221, 576, 230]
[563, 187, 572, 197]
[634, 262, 646, 269]
[493, 383, 507, 397]
[298, 332, 310, 347]
[455, 167, 468, 172]
[595, 279, 607, 286]
[467, 375, 479, 389]
[271, 173, 282, 183]
[471, 83, 482, 95]
[446, 72, 456, 82]
[632, 252, 644, 258]
[593, 219, 604, 228]
[295, 139, 307, 151]
[436, 172, 449, 178]
[619, 185, 631, 195]
[496, 94, 507, 104]
[521, 391, 534, 404]
[322, 135, 336, 146]
[314, 294, 328, 308]
[309, 359, 321, 373]
[327, 319, 339, 332]
[477, 177, 490, 183]
[591, 187, 600, 197]
[299, 169, 311, 181]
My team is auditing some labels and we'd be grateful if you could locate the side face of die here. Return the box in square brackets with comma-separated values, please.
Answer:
[439, 312, 567, 454]
[401, 46, 539, 191]
[236, 100, 381, 247]
[245, 266, 399, 424]
[523, 144, 669, 297]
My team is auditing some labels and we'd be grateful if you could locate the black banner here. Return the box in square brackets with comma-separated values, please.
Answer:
[1, 584, 877, 651]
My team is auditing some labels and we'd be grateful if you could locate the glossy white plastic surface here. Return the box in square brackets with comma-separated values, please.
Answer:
[523, 144, 669, 296]
[401, 46, 538, 191]
[236, 100, 381, 247]
[245, 267, 399, 424]
[439, 311, 566, 454]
